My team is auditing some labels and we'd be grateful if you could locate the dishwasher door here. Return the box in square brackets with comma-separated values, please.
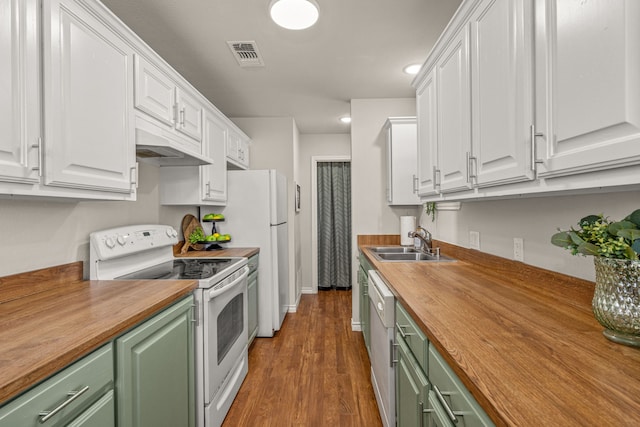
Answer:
[368, 270, 395, 427]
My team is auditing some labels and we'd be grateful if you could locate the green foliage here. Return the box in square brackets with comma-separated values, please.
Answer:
[424, 202, 436, 222]
[188, 227, 205, 244]
[551, 211, 640, 260]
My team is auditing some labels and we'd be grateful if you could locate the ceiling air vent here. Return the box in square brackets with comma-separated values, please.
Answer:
[227, 41, 264, 67]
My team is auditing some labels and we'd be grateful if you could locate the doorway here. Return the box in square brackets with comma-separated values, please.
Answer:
[313, 159, 352, 290]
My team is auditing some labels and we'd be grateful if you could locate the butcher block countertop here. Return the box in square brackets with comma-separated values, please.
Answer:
[173, 244, 259, 259]
[0, 262, 197, 405]
[360, 239, 640, 426]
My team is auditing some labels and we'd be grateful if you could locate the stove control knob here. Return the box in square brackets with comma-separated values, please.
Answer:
[117, 235, 127, 246]
[105, 237, 116, 249]
[166, 228, 177, 238]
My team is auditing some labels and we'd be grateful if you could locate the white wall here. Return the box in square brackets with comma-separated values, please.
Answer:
[298, 133, 351, 292]
[424, 190, 640, 282]
[231, 117, 301, 310]
[350, 98, 421, 322]
[0, 163, 195, 278]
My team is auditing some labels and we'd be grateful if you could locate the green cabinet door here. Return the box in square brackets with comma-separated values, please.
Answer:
[396, 332, 430, 427]
[116, 296, 195, 427]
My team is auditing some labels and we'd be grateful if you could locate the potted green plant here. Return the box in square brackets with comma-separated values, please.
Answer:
[551, 209, 640, 347]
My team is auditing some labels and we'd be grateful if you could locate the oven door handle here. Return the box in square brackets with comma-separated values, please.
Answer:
[205, 266, 250, 301]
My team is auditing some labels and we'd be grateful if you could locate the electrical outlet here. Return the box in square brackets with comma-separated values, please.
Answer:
[513, 238, 524, 261]
[469, 231, 480, 250]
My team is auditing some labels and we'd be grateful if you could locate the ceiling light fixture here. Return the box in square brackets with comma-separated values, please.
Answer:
[270, 0, 319, 30]
[403, 64, 422, 75]
[339, 116, 351, 124]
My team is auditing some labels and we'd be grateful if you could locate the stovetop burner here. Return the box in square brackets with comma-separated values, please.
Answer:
[116, 258, 238, 281]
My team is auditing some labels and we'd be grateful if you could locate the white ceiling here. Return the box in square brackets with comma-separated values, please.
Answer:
[101, 0, 462, 134]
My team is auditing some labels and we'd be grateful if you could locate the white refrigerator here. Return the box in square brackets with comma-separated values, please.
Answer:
[216, 169, 289, 337]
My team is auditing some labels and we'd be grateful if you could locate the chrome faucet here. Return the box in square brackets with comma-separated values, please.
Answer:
[408, 226, 432, 253]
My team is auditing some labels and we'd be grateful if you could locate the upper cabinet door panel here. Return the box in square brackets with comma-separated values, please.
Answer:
[436, 27, 472, 193]
[176, 88, 203, 142]
[0, 0, 40, 184]
[416, 70, 438, 197]
[471, 0, 534, 187]
[536, 0, 640, 177]
[134, 55, 175, 127]
[44, 0, 135, 193]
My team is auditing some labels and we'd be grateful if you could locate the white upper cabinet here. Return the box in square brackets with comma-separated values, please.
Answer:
[0, 0, 40, 185]
[470, 0, 534, 187]
[226, 128, 250, 170]
[384, 117, 421, 205]
[436, 26, 472, 193]
[535, 0, 640, 178]
[134, 54, 203, 147]
[159, 109, 231, 205]
[416, 69, 438, 197]
[414, 0, 640, 201]
[43, 0, 136, 195]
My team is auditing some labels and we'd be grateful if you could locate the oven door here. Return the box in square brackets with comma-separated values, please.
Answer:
[203, 266, 249, 404]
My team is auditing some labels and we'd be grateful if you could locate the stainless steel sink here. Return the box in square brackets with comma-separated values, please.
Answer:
[370, 246, 420, 253]
[369, 248, 456, 262]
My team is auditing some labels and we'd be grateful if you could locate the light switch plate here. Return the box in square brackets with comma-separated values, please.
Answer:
[513, 238, 524, 261]
[469, 231, 480, 250]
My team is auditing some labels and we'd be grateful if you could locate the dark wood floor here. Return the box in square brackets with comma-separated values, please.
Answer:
[223, 290, 382, 426]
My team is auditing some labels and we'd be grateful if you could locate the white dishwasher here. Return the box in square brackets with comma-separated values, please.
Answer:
[368, 270, 395, 427]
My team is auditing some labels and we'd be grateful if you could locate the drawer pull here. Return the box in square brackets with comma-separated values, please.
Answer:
[396, 322, 415, 339]
[38, 385, 89, 423]
[433, 384, 458, 424]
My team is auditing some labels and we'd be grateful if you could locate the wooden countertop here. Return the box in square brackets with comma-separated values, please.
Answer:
[0, 262, 197, 405]
[360, 241, 640, 426]
[174, 244, 259, 259]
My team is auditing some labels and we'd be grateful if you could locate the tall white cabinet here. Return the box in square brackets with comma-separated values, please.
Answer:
[0, 0, 40, 185]
[0, 0, 138, 200]
[414, 0, 640, 201]
[535, 0, 640, 178]
[384, 117, 421, 205]
[43, 0, 136, 195]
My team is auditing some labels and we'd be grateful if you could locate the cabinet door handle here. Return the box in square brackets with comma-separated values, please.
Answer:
[391, 341, 398, 366]
[179, 108, 185, 127]
[419, 401, 433, 427]
[38, 385, 89, 423]
[395, 322, 414, 339]
[31, 138, 43, 177]
[466, 152, 477, 185]
[530, 124, 544, 175]
[130, 165, 138, 187]
[433, 384, 458, 424]
[413, 174, 418, 193]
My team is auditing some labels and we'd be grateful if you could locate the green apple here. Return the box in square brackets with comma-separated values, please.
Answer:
[203, 213, 216, 220]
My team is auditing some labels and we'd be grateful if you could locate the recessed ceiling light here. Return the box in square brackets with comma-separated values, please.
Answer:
[403, 64, 422, 75]
[339, 116, 351, 124]
[270, 0, 319, 30]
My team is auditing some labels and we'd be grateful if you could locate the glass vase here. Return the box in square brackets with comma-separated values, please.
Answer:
[592, 257, 640, 347]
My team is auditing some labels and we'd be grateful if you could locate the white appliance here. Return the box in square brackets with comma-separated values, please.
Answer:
[368, 270, 396, 427]
[215, 169, 289, 337]
[89, 224, 249, 427]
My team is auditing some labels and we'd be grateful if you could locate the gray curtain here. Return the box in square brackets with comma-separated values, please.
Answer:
[317, 162, 352, 289]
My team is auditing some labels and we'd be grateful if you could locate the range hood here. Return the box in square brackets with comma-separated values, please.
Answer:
[135, 115, 212, 166]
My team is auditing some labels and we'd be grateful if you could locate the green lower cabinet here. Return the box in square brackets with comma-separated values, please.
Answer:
[0, 344, 114, 427]
[66, 389, 115, 427]
[396, 332, 430, 427]
[248, 254, 259, 344]
[116, 296, 195, 427]
[358, 252, 372, 355]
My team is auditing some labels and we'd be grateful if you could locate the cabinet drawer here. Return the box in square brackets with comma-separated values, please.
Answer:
[428, 344, 494, 427]
[396, 301, 428, 372]
[0, 344, 114, 427]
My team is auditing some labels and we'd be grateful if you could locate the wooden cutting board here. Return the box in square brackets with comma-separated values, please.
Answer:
[180, 214, 204, 253]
